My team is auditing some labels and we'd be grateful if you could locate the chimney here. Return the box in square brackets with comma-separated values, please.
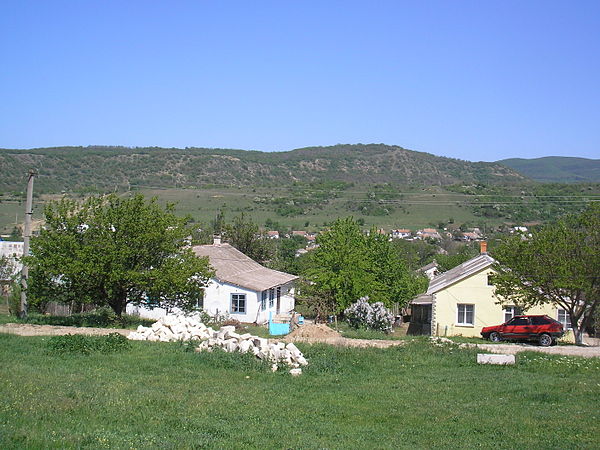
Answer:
[213, 235, 221, 246]
[480, 241, 487, 254]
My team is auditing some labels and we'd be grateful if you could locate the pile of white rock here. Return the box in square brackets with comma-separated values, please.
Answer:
[128, 314, 307, 375]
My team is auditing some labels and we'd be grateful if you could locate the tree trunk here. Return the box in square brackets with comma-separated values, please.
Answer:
[569, 312, 584, 345]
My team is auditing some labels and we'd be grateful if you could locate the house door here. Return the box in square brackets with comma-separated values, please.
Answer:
[276, 287, 281, 314]
[408, 304, 432, 335]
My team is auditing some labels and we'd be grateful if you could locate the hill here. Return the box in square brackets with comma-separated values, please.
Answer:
[499, 156, 600, 183]
[0, 144, 526, 194]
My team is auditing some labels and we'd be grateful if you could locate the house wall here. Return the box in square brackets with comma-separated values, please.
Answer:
[204, 280, 295, 324]
[127, 278, 296, 324]
[432, 269, 572, 341]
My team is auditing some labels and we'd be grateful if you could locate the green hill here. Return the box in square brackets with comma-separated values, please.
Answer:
[0, 144, 526, 194]
[499, 156, 600, 183]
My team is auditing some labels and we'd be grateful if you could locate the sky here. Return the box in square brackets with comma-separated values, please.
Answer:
[1, 1, 599, 162]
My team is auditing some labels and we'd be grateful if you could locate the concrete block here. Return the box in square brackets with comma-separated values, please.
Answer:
[239, 340, 252, 353]
[477, 353, 515, 365]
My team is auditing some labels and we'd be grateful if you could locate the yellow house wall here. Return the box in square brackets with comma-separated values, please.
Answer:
[432, 269, 572, 341]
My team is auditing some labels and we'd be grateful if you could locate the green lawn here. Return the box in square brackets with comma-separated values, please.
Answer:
[1, 334, 598, 448]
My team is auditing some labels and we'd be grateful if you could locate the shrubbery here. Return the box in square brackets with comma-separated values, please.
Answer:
[344, 297, 394, 333]
[47, 332, 131, 355]
[19, 308, 154, 329]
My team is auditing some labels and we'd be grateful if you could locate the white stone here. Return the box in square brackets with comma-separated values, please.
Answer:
[239, 340, 252, 353]
[289, 368, 302, 376]
[226, 331, 241, 340]
[253, 337, 268, 348]
[296, 356, 308, 366]
[477, 353, 515, 365]
[221, 325, 236, 333]
[271, 364, 278, 372]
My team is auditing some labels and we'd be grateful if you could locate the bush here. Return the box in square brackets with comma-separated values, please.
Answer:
[344, 297, 394, 333]
[17, 308, 154, 329]
[47, 332, 131, 355]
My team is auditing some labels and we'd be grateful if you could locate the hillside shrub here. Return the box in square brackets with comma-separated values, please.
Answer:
[344, 297, 394, 333]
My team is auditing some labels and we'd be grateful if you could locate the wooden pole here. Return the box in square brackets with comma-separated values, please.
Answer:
[19, 169, 36, 319]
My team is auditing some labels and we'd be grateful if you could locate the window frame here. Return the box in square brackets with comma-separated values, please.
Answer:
[557, 309, 572, 330]
[503, 305, 522, 323]
[456, 303, 475, 326]
[231, 293, 246, 314]
[269, 288, 275, 308]
[261, 291, 267, 311]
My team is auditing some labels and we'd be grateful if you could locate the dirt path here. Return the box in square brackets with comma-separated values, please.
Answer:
[2, 322, 598, 357]
[0, 323, 131, 337]
[282, 323, 404, 348]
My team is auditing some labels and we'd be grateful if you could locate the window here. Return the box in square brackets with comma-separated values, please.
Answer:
[557, 309, 572, 329]
[457, 304, 474, 326]
[506, 317, 529, 326]
[231, 293, 246, 314]
[269, 288, 275, 308]
[487, 274, 494, 286]
[261, 291, 267, 311]
[530, 316, 552, 325]
[503, 306, 522, 323]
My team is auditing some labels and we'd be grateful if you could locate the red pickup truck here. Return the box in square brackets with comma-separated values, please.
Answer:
[481, 315, 564, 347]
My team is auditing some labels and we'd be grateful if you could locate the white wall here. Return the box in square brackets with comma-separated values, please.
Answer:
[126, 278, 296, 324]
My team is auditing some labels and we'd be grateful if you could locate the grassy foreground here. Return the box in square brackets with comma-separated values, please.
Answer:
[1, 335, 599, 449]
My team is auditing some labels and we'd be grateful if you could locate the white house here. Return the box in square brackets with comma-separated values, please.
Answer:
[127, 239, 298, 323]
[0, 240, 24, 277]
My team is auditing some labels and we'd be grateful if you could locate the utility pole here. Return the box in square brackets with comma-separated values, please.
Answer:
[20, 169, 36, 319]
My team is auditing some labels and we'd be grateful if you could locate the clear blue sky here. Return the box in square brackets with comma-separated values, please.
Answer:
[1, 1, 599, 161]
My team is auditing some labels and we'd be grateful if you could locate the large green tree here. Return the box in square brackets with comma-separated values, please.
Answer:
[223, 213, 274, 264]
[491, 203, 600, 345]
[27, 194, 214, 316]
[302, 217, 426, 315]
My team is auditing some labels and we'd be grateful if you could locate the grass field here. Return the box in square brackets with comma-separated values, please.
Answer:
[1, 334, 598, 448]
[0, 185, 493, 235]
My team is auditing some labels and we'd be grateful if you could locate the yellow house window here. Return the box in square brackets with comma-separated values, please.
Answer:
[557, 309, 572, 330]
[503, 306, 522, 323]
[457, 304, 474, 326]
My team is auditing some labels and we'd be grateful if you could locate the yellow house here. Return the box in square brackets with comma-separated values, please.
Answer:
[410, 251, 574, 341]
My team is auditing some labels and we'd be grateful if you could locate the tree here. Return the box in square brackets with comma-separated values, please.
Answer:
[0, 256, 16, 282]
[223, 213, 274, 264]
[491, 203, 600, 345]
[27, 194, 214, 316]
[302, 217, 426, 314]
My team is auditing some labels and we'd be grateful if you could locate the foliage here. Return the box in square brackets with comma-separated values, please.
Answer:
[46, 333, 131, 355]
[344, 296, 394, 332]
[0, 144, 526, 195]
[0, 256, 16, 282]
[302, 217, 427, 313]
[6, 282, 21, 316]
[14, 308, 154, 329]
[268, 235, 308, 274]
[491, 203, 600, 344]
[27, 194, 214, 316]
[223, 213, 274, 264]
[435, 243, 479, 272]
